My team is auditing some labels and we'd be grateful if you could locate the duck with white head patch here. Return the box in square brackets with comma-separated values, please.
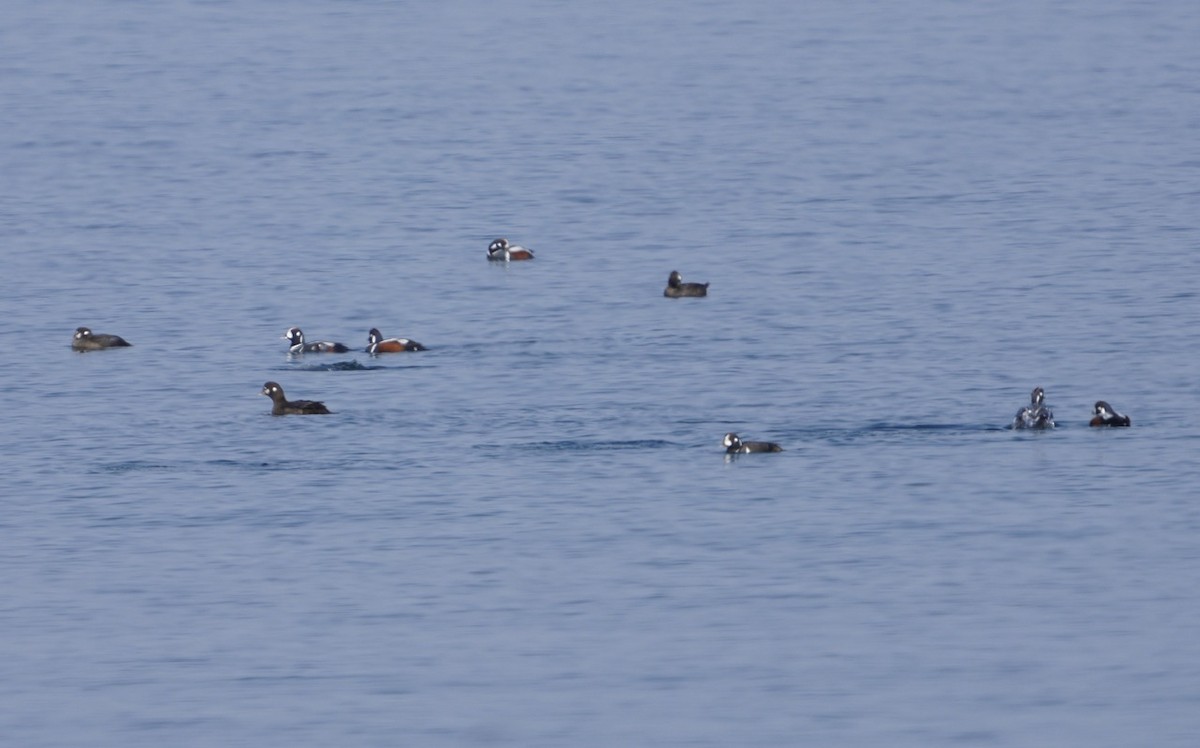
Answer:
[261, 381, 331, 415]
[1090, 400, 1131, 427]
[723, 432, 783, 453]
[71, 326, 132, 351]
[282, 327, 350, 354]
[1012, 386, 1055, 430]
[366, 327, 426, 354]
[664, 270, 709, 298]
[487, 238, 534, 261]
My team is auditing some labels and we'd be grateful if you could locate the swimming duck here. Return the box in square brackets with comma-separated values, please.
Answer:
[487, 238, 534, 261]
[261, 381, 332, 415]
[282, 327, 350, 354]
[1012, 386, 1055, 430]
[366, 327, 426, 353]
[723, 432, 783, 453]
[72, 326, 132, 351]
[664, 270, 709, 298]
[1090, 400, 1131, 427]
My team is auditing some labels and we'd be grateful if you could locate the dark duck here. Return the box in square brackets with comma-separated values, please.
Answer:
[1090, 400, 1131, 427]
[282, 327, 350, 354]
[664, 270, 709, 298]
[261, 381, 331, 415]
[723, 432, 783, 453]
[72, 326, 132, 351]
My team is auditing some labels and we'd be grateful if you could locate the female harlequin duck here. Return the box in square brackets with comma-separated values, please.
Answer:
[261, 381, 331, 415]
[282, 327, 350, 354]
[72, 326, 132, 351]
[366, 327, 426, 353]
[664, 270, 709, 298]
[723, 432, 783, 453]
[1090, 400, 1131, 427]
[1012, 386, 1055, 430]
[487, 238, 534, 261]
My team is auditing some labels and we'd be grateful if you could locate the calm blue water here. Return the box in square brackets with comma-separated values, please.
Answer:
[3, 1, 1200, 745]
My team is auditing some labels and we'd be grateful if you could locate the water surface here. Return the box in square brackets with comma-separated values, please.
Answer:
[2, 1, 1199, 745]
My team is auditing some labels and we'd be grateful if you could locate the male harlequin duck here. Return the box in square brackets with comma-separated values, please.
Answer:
[261, 381, 331, 415]
[1012, 386, 1055, 430]
[282, 327, 350, 354]
[664, 270, 709, 298]
[1090, 400, 1131, 427]
[366, 327, 426, 353]
[487, 238, 534, 261]
[723, 432, 783, 453]
[72, 326, 132, 351]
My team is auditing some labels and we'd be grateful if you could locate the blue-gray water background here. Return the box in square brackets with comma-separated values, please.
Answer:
[2, 1, 1199, 745]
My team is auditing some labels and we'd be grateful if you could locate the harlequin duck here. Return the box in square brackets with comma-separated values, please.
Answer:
[664, 271, 709, 298]
[261, 381, 331, 415]
[366, 327, 426, 353]
[72, 326, 132, 351]
[723, 432, 783, 453]
[282, 327, 350, 354]
[487, 238, 534, 261]
[1090, 400, 1131, 427]
[1012, 386, 1055, 430]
